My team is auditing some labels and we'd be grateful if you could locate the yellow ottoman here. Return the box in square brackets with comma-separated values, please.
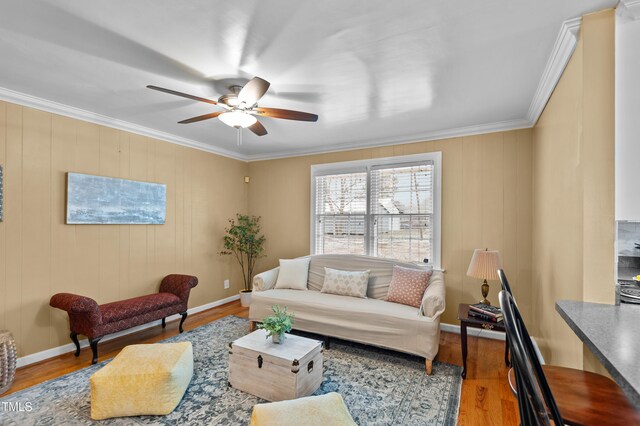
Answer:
[90, 342, 193, 420]
[250, 392, 356, 426]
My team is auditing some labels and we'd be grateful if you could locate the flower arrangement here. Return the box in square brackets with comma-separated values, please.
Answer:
[258, 305, 294, 344]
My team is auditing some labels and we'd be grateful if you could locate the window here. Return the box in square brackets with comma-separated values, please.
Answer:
[311, 153, 441, 268]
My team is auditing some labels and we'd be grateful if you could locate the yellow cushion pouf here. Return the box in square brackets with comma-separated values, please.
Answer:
[90, 342, 193, 420]
[250, 392, 356, 426]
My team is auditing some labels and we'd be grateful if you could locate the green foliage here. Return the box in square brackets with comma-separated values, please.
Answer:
[219, 214, 266, 291]
[258, 305, 294, 339]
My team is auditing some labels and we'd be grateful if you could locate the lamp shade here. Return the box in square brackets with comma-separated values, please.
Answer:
[466, 249, 502, 281]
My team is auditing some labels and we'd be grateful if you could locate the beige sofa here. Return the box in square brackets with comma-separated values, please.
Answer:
[249, 254, 445, 374]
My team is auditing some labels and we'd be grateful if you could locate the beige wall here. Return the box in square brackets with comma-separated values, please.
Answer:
[531, 9, 615, 370]
[249, 130, 533, 326]
[0, 100, 249, 357]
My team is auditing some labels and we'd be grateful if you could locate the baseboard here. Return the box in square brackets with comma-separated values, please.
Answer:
[16, 294, 240, 368]
[185, 294, 241, 316]
[440, 322, 545, 364]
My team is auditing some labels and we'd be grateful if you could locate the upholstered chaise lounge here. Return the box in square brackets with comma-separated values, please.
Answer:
[50, 274, 198, 364]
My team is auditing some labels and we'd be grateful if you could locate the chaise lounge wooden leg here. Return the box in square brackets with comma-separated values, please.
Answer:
[323, 335, 331, 350]
[89, 337, 102, 365]
[249, 321, 257, 332]
[179, 312, 188, 333]
[425, 359, 433, 375]
[162, 317, 166, 328]
[70, 333, 81, 357]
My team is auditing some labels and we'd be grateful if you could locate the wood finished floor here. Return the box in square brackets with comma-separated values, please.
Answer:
[7, 301, 518, 425]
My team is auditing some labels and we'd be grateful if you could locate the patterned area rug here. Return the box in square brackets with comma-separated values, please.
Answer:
[0, 316, 462, 425]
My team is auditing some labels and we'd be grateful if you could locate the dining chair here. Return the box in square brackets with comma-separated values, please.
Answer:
[499, 288, 640, 425]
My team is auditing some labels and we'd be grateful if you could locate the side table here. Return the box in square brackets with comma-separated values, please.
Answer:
[458, 303, 509, 379]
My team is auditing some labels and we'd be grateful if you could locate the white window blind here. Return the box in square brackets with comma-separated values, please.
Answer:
[311, 153, 441, 267]
[314, 172, 367, 255]
[369, 162, 434, 263]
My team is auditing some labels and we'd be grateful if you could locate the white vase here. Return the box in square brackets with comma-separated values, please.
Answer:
[271, 333, 284, 344]
[240, 290, 252, 307]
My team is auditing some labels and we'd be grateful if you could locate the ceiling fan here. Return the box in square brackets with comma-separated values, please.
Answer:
[147, 77, 318, 137]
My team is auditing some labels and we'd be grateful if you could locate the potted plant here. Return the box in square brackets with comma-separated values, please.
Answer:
[258, 305, 294, 344]
[220, 214, 266, 307]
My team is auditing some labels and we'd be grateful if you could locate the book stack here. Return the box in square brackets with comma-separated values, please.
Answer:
[469, 303, 503, 323]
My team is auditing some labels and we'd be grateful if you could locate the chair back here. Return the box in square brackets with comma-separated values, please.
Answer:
[499, 290, 563, 426]
[497, 269, 513, 295]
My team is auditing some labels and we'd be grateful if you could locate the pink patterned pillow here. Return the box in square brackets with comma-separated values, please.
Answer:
[386, 266, 433, 308]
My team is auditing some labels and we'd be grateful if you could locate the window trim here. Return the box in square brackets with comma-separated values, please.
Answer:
[310, 152, 442, 269]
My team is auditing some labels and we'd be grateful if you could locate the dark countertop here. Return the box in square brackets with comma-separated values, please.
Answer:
[556, 300, 640, 408]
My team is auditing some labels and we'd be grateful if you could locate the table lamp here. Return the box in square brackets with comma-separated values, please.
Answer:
[466, 248, 502, 305]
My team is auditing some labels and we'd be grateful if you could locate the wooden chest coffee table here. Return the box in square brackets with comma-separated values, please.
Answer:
[228, 330, 323, 401]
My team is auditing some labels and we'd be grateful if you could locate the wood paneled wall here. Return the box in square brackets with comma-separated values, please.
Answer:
[248, 129, 533, 326]
[0, 101, 249, 357]
[532, 9, 615, 371]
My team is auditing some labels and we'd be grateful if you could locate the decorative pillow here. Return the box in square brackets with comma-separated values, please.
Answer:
[321, 268, 370, 298]
[274, 258, 311, 290]
[386, 266, 433, 308]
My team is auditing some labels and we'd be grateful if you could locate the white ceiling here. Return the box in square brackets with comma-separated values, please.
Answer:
[0, 0, 617, 160]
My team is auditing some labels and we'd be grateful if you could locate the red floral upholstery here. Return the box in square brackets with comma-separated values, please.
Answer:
[50, 274, 198, 341]
[50, 293, 103, 337]
[100, 304, 186, 336]
[101, 293, 181, 324]
[160, 274, 199, 307]
[50, 293, 102, 321]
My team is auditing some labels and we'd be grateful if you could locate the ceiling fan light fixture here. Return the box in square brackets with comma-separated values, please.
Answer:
[218, 111, 257, 128]
[147, 76, 317, 138]
[218, 93, 239, 106]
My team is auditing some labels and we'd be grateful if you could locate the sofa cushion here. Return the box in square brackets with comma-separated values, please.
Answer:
[275, 258, 310, 290]
[386, 266, 433, 308]
[321, 268, 370, 298]
[101, 293, 182, 324]
[253, 289, 420, 319]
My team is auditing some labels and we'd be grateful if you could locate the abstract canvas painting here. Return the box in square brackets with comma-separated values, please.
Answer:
[66, 173, 166, 224]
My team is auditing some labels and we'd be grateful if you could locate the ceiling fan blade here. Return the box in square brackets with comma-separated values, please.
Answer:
[254, 107, 318, 122]
[178, 111, 223, 124]
[238, 77, 270, 106]
[248, 120, 268, 136]
[147, 85, 218, 105]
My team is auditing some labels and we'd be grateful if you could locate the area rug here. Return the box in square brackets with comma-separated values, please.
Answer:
[0, 316, 462, 425]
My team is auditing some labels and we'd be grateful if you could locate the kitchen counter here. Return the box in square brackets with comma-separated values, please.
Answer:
[556, 300, 640, 408]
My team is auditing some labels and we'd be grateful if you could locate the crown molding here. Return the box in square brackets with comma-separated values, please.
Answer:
[526, 17, 581, 125]
[0, 85, 534, 163]
[619, 0, 640, 20]
[0, 86, 248, 162]
[246, 118, 532, 161]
